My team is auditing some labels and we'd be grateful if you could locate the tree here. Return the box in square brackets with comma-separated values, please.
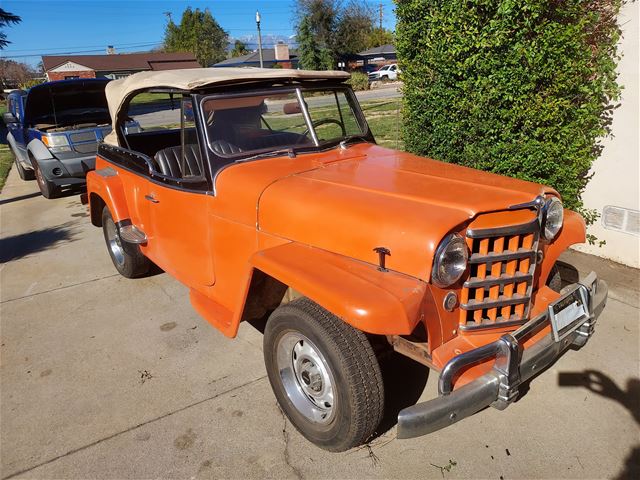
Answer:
[295, 0, 340, 48]
[0, 59, 35, 89]
[334, 1, 375, 56]
[366, 27, 394, 48]
[163, 7, 228, 66]
[231, 40, 249, 58]
[295, 0, 376, 66]
[396, 0, 624, 227]
[297, 16, 334, 70]
[0, 8, 21, 49]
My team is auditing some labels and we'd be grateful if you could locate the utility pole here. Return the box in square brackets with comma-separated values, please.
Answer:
[256, 11, 264, 68]
[164, 11, 172, 23]
[379, 3, 383, 30]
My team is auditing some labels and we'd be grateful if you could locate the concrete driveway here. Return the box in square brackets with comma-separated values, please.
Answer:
[0, 165, 638, 479]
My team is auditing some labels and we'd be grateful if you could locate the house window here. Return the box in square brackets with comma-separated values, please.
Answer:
[64, 75, 80, 79]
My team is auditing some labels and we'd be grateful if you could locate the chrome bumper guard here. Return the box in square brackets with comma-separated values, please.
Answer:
[397, 271, 608, 439]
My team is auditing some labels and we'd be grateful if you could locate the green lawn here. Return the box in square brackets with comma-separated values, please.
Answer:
[0, 144, 13, 192]
[361, 99, 404, 150]
[256, 98, 404, 149]
[0, 100, 11, 192]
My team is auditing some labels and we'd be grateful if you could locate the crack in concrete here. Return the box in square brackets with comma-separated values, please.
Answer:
[1, 375, 267, 480]
[1, 274, 120, 304]
[277, 404, 304, 480]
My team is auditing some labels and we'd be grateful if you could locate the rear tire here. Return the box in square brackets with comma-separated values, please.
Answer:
[34, 162, 60, 199]
[264, 297, 384, 452]
[101, 206, 150, 278]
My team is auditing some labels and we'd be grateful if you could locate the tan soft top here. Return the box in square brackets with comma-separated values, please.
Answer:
[104, 67, 350, 146]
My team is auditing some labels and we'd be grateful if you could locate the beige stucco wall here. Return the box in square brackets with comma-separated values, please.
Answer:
[575, 1, 640, 268]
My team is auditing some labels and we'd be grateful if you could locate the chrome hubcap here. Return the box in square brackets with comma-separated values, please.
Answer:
[276, 332, 335, 424]
[105, 218, 125, 267]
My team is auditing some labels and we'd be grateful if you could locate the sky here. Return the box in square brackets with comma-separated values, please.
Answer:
[1, 0, 397, 67]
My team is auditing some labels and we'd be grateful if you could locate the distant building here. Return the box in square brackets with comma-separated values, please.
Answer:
[214, 43, 298, 68]
[42, 52, 201, 82]
[358, 44, 397, 63]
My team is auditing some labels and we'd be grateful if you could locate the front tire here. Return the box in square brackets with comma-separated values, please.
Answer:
[34, 163, 60, 199]
[264, 297, 384, 452]
[101, 206, 150, 278]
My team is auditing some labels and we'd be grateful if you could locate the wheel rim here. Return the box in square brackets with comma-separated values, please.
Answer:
[276, 331, 336, 424]
[104, 217, 125, 267]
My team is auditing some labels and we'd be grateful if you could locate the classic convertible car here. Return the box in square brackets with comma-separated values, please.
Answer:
[85, 68, 607, 451]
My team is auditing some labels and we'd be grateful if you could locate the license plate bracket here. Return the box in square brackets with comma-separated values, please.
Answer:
[548, 285, 589, 342]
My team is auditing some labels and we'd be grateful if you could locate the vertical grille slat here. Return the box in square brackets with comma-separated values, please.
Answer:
[460, 214, 540, 332]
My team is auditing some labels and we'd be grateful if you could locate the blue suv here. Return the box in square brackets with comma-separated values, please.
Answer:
[4, 78, 117, 198]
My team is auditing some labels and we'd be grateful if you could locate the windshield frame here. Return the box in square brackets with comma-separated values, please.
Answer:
[197, 85, 371, 162]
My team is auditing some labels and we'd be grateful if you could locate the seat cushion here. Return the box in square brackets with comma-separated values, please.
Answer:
[154, 144, 202, 178]
[210, 139, 243, 156]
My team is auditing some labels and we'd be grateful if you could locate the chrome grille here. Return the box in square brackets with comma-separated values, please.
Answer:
[459, 215, 540, 331]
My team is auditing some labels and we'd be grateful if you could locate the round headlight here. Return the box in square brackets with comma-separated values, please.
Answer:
[543, 197, 564, 240]
[432, 234, 469, 288]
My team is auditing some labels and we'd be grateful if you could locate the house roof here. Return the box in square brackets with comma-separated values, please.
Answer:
[357, 44, 396, 57]
[213, 49, 298, 67]
[42, 52, 200, 73]
[103, 67, 350, 146]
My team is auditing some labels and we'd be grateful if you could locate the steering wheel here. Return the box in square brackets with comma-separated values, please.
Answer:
[301, 118, 346, 140]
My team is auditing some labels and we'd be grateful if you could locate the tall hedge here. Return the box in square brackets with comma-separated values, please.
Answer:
[396, 0, 624, 221]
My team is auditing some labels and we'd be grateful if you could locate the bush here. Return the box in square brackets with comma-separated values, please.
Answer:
[348, 71, 370, 91]
[396, 0, 624, 219]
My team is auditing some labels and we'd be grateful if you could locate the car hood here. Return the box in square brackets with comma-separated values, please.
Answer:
[24, 79, 110, 127]
[257, 144, 553, 280]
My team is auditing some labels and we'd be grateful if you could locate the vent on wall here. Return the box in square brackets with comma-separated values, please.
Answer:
[602, 205, 640, 236]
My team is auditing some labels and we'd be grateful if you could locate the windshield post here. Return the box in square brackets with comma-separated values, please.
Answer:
[295, 88, 319, 147]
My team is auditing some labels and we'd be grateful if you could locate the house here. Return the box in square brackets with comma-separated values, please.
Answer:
[213, 43, 298, 69]
[42, 52, 201, 82]
[353, 44, 397, 70]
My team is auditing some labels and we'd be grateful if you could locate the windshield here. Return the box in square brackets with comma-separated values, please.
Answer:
[200, 87, 367, 159]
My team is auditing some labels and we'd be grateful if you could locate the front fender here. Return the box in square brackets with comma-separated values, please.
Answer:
[539, 209, 586, 285]
[27, 139, 55, 161]
[249, 242, 426, 335]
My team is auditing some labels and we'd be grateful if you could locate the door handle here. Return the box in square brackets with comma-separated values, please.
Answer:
[144, 194, 159, 204]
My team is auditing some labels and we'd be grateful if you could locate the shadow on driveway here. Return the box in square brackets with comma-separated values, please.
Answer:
[0, 222, 80, 263]
[558, 370, 640, 479]
[0, 191, 42, 206]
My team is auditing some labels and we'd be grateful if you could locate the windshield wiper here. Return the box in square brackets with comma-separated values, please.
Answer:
[238, 146, 302, 162]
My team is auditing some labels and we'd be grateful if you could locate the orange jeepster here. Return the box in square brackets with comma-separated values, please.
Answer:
[86, 68, 607, 451]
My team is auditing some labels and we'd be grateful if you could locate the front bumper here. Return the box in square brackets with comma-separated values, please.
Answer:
[397, 271, 608, 439]
[37, 155, 95, 185]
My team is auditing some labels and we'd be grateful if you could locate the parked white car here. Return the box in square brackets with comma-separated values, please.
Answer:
[368, 64, 400, 81]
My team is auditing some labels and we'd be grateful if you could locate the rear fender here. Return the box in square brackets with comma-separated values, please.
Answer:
[248, 242, 426, 336]
[86, 168, 130, 226]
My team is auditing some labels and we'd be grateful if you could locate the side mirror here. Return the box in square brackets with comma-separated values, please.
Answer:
[3, 112, 18, 125]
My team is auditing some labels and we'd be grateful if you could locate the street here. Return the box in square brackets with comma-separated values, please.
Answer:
[0, 164, 638, 480]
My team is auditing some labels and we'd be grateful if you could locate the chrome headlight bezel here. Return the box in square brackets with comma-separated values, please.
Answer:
[431, 233, 469, 288]
[542, 197, 564, 240]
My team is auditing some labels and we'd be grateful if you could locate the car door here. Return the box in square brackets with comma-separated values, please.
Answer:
[142, 97, 215, 288]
